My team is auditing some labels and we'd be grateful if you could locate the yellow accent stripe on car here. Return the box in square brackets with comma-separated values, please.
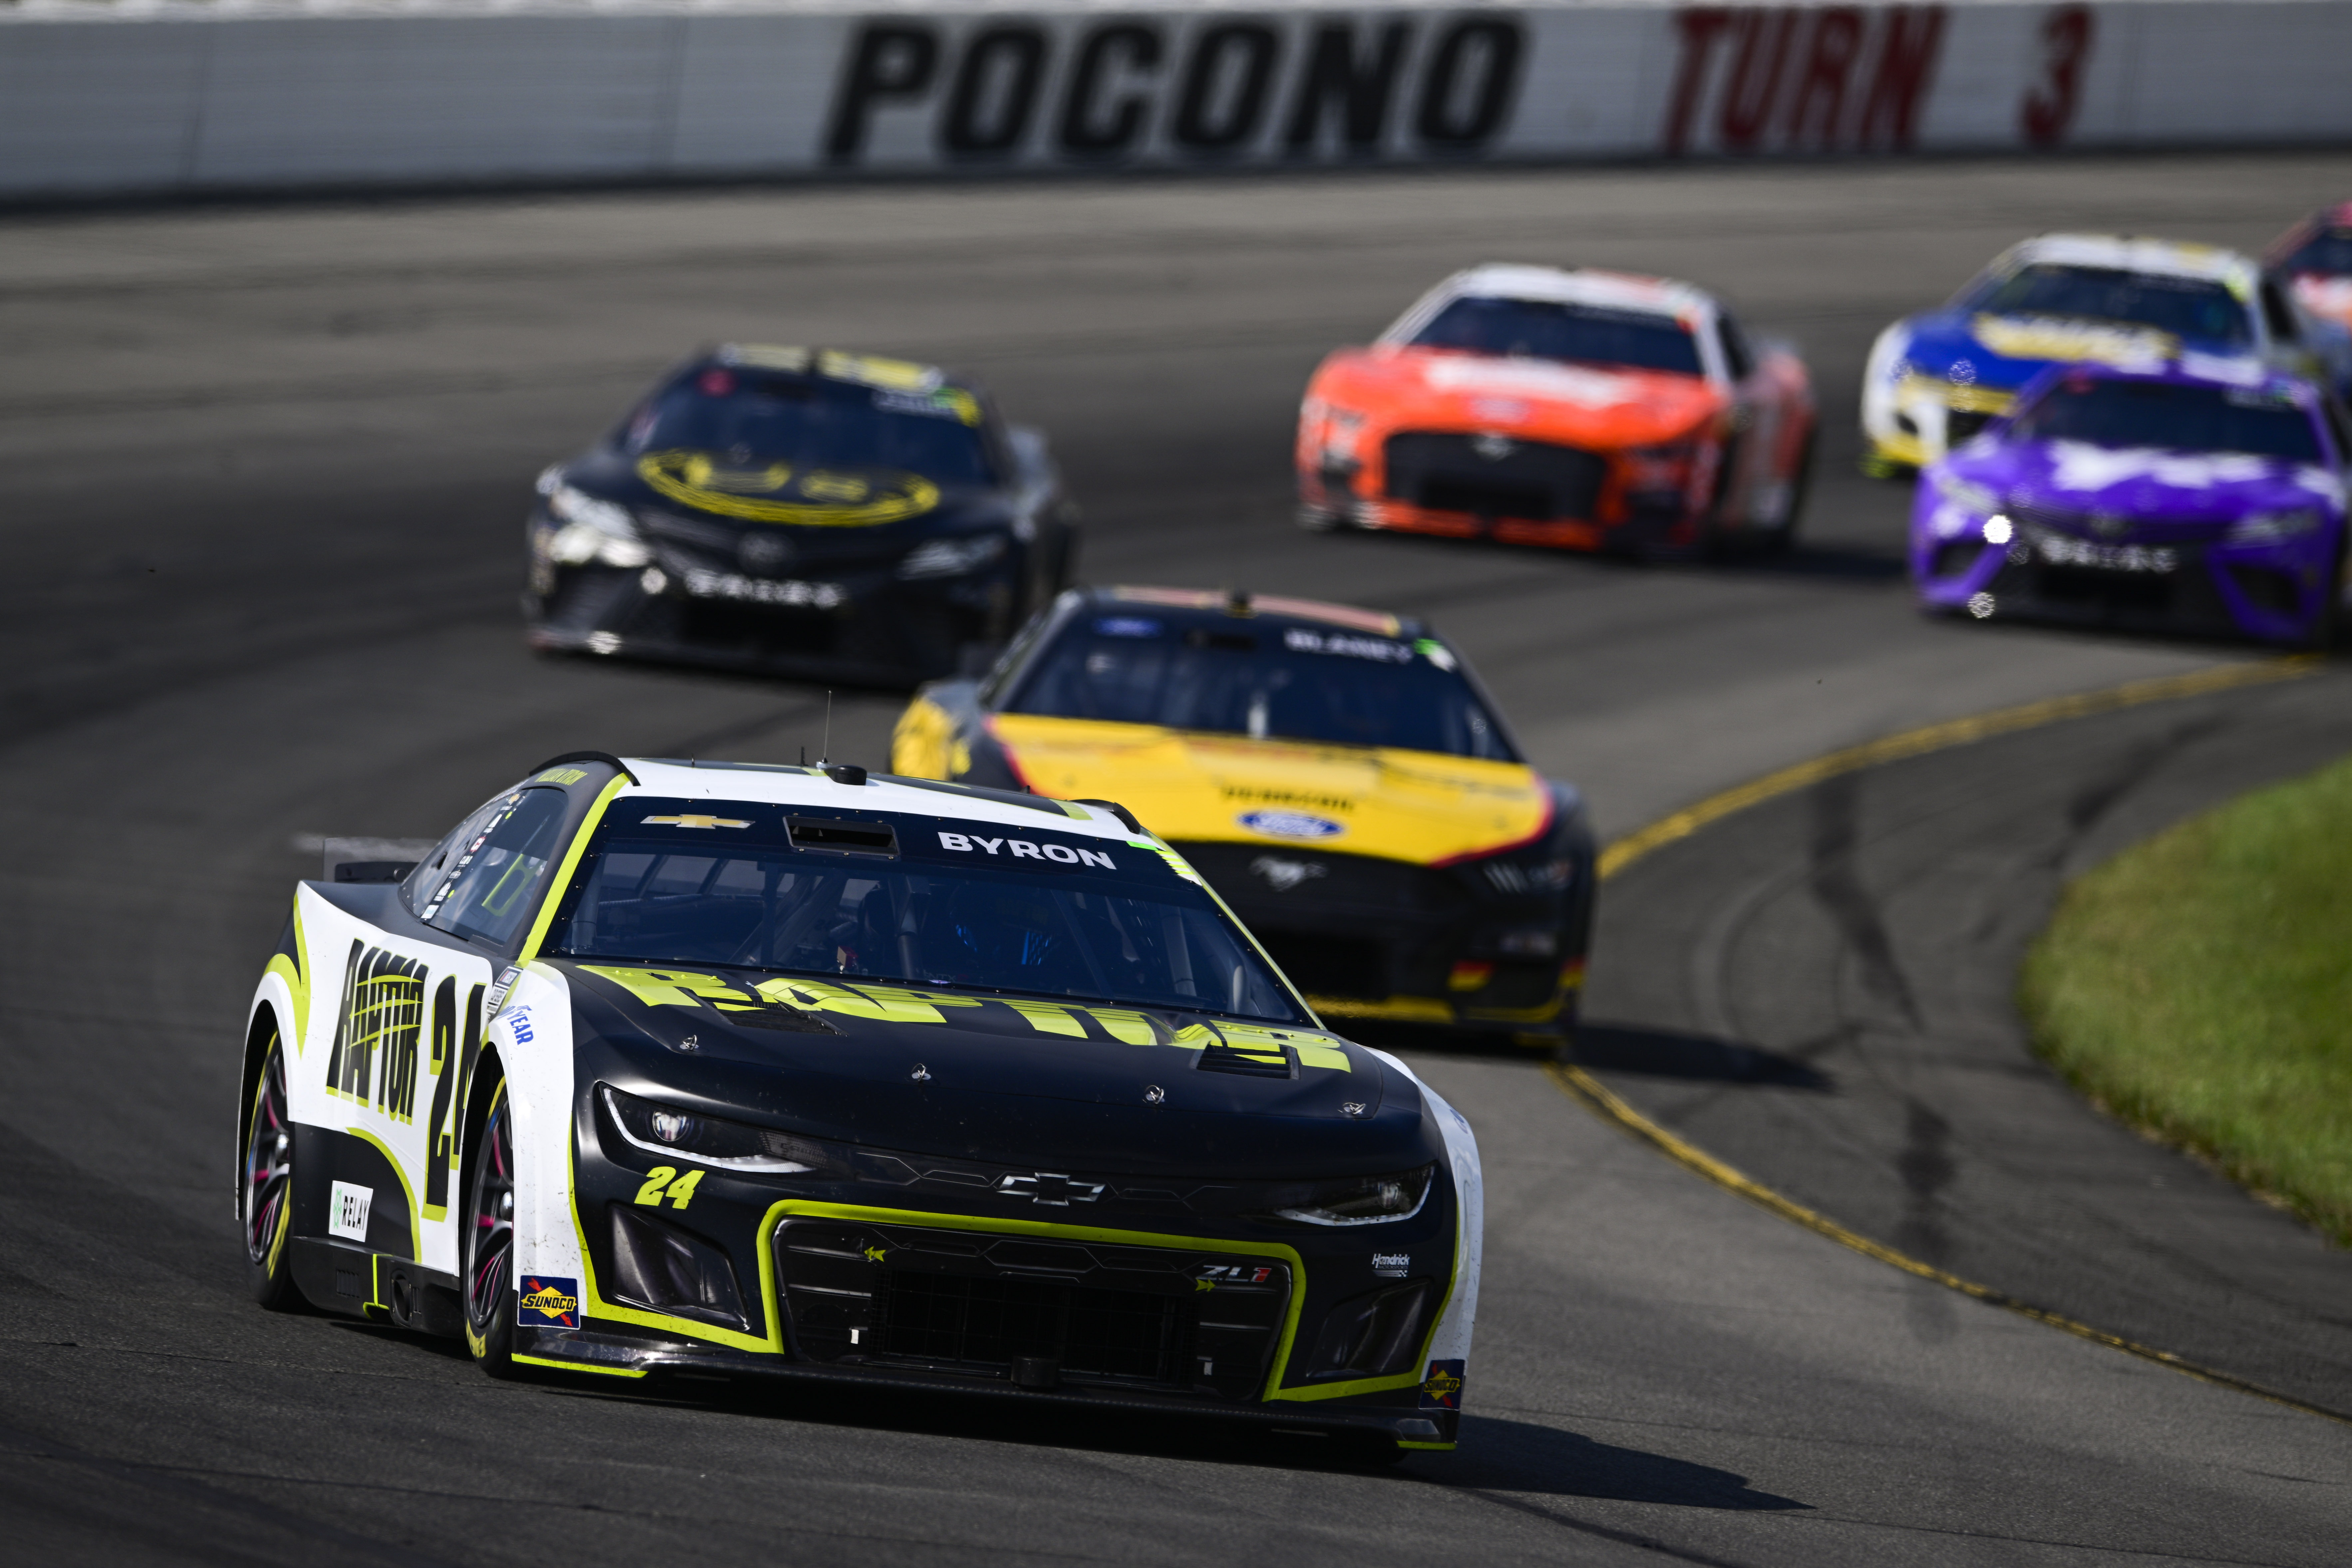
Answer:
[264, 894, 313, 1055]
[987, 714, 1550, 866]
[512, 1353, 648, 1379]
[515, 775, 630, 968]
[345, 1125, 419, 1255]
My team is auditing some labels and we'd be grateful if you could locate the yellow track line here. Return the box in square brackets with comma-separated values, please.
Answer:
[1564, 652, 2348, 1425]
[1598, 655, 2321, 881]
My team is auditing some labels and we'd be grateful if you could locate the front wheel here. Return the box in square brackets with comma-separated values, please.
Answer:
[463, 1076, 520, 1376]
[241, 1033, 302, 1310]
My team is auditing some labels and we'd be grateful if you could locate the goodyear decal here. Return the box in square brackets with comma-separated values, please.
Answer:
[635, 450, 939, 527]
[533, 767, 590, 785]
[990, 714, 1549, 865]
[518, 1274, 581, 1329]
[323, 942, 425, 1122]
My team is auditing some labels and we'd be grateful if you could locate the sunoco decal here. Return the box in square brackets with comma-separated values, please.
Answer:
[518, 1274, 581, 1329]
[1420, 1359, 1466, 1411]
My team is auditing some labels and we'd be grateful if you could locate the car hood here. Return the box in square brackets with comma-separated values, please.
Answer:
[985, 714, 1550, 864]
[560, 446, 1009, 534]
[1896, 307, 2256, 393]
[1944, 437, 2344, 521]
[558, 960, 1432, 1177]
[1315, 344, 1722, 446]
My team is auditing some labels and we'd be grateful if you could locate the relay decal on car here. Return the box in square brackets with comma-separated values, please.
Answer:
[328, 1181, 373, 1242]
[1419, 1359, 1466, 1411]
[323, 942, 425, 1122]
[518, 1275, 581, 1329]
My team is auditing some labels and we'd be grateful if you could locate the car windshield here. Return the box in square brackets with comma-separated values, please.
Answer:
[543, 800, 1309, 1024]
[621, 368, 996, 485]
[2010, 377, 2322, 460]
[1003, 616, 1519, 760]
[1969, 264, 2253, 347]
[2279, 230, 2352, 276]
[1409, 296, 1704, 376]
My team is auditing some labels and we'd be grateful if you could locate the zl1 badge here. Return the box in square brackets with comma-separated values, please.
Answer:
[1419, 1358, 1465, 1411]
[517, 1274, 580, 1329]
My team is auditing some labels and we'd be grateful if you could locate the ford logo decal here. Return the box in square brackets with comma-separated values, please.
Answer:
[1237, 809, 1344, 840]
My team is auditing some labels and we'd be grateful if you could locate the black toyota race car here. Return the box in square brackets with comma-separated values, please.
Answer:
[240, 753, 1483, 1454]
[525, 345, 1079, 683]
[891, 587, 1597, 1044]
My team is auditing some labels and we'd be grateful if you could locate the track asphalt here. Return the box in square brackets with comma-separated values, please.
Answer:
[3, 155, 2350, 1564]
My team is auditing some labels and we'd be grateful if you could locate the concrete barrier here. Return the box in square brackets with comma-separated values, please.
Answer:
[2, 2, 2348, 197]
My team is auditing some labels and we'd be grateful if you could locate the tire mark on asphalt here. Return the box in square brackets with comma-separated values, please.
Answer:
[1807, 769, 1921, 1029]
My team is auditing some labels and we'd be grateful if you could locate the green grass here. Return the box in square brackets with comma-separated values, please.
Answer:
[2021, 753, 2352, 1247]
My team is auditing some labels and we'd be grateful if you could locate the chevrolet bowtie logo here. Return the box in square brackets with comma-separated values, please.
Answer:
[997, 1172, 1105, 1206]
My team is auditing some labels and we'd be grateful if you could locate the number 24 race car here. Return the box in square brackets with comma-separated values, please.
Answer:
[239, 754, 1482, 1454]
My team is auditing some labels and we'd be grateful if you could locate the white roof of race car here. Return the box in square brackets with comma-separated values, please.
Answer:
[616, 757, 1136, 841]
[1380, 263, 1714, 342]
[1997, 234, 2261, 291]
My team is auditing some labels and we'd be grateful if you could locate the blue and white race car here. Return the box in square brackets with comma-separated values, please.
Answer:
[1862, 234, 2348, 473]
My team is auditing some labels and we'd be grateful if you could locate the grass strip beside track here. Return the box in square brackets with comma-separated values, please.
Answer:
[1563, 651, 2348, 1425]
[2022, 753, 2352, 1248]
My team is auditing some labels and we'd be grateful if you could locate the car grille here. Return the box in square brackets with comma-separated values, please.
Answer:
[1383, 432, 1608, 522]
[774, 1219, 1290, 1401]
[2009, 500, 2232, 545]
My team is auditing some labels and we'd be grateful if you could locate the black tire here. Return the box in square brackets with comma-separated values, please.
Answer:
[462, 1075, 520, 1377]
[241, 1032, 303, 1310]
[1759, 425, 1817, 557]
[2304, 542, 2346, 652]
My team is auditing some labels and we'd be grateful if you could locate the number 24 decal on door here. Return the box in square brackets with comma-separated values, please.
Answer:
[633, 1166, 705, 1209]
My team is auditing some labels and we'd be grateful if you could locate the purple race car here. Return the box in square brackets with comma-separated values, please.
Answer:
[1912, 363, 2352, 647]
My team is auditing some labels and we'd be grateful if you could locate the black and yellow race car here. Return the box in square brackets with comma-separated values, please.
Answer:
[892, 587, 1594, 1042]
[240, 753, 1484, 1453]
[525, 344, 1078, 683]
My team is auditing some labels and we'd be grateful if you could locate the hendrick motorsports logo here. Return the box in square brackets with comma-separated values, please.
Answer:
[1237, 809, 1344, 840]
[517, 1275, 580, 1329]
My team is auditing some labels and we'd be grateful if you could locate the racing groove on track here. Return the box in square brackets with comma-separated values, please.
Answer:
[3, 157, 2351, 1564]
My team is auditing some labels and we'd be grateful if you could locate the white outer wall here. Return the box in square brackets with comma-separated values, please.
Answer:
[1, 3, 2348, 197]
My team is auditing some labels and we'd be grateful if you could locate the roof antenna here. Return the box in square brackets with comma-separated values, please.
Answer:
[819, 691, 833, 767]
[1224, 585, 1252, 617]
[800, 744, 808, 767]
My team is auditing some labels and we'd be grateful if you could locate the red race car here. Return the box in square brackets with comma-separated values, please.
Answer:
[1297, 265, 1816, 558]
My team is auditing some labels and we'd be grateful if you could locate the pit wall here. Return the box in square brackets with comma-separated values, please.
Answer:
[2, 2, 2346, 198]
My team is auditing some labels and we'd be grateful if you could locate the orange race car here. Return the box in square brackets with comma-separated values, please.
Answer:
[1296, 265, 1817, 557]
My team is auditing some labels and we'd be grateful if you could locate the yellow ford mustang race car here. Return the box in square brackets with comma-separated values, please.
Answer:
[892, 587, 1594, 1042]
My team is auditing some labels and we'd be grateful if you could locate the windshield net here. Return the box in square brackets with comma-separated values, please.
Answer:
[1004, 616, 1518, 760]
[1970, 264, 2253, 347]
[544, 800, 1308, 1023]
[2011, 377, 2321, 460]
[622, 368, 995, 485]
[1409, 297, 1704, 376]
